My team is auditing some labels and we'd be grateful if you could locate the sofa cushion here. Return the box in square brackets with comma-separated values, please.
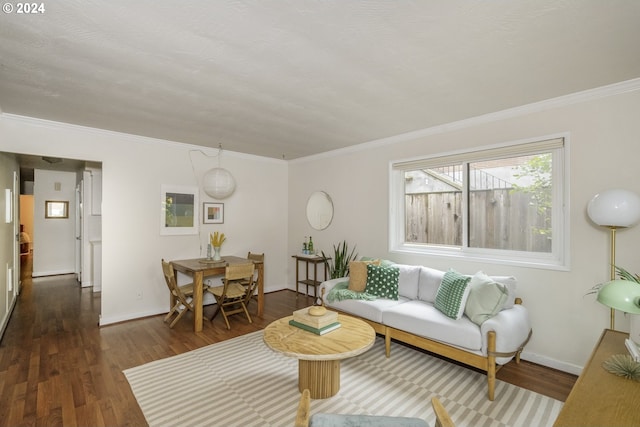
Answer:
[396, 264, 421, 299]
[434, 269, 471, 320]
[348, 260, 380, 292]
[365, 264, 400, 300]
[464, 271, 509, 325]
[382, 300, 482, 351]
[417, 267, 445, 303]
[360, 257, 395, 267]
[324, 296, 410, 323]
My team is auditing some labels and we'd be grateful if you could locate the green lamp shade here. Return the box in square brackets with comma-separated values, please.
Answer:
[597, 280, 640, 314]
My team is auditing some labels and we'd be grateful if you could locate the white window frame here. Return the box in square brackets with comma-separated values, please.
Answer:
[389, 134, 570, 270]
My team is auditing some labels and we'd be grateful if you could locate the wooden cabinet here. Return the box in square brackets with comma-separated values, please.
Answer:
[554, 329, 640, 426]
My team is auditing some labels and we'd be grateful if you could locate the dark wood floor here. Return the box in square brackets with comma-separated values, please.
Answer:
[0, 256, 576, 426]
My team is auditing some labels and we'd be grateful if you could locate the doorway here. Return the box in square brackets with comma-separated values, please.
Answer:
[13, 153, 102, 290]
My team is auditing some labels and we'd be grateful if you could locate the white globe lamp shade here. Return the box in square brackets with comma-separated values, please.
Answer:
[587, 189, 640, 228]
[203, 167, 236, 199]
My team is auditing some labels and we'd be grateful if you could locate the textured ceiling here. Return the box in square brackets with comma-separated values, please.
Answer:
[1, 1, 640, 159]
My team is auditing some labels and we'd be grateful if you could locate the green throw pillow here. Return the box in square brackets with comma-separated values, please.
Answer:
[364, 264, 399, 300]
[464, 271, 509, 325]
[434, 269, 472, 319]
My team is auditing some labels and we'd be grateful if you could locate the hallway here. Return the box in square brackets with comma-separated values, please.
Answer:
[0, 256, 147, 425]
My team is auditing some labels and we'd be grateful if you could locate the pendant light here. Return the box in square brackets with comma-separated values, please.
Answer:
[202, 144, 236, 199]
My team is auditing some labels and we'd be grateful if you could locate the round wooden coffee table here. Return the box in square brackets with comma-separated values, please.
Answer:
[263, 314, 375, 399]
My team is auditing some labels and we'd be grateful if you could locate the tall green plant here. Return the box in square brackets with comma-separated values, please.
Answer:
[322, 241, 358, 279]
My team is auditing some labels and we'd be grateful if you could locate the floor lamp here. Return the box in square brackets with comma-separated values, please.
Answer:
[587, 188, 640, 329]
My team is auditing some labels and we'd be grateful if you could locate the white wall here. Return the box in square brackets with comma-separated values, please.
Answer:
[32, 169, 77, 276]
[0, 115, 289, 325]
[288, 84, 640, 374]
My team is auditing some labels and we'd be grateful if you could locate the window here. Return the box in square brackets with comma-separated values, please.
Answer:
[390, 136, 568, 269]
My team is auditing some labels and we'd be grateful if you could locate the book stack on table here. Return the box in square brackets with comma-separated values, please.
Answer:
[289, 307, 341, 335]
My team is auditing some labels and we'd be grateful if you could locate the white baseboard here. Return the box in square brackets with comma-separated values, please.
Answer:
[521, 350, 582, 376]
[99, 309, 164, 326]
[32, 269, 75, 277]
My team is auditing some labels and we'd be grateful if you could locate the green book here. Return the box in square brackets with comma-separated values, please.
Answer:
[289, 319, 341, 335]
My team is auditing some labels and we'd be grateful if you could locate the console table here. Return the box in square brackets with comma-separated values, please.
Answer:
[292, 255, 329, 299]
[554, 329, 640, 426]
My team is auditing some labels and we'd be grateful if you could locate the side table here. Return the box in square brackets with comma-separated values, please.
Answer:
[292, 255, 329, 299]
[263, 314, 375, 398]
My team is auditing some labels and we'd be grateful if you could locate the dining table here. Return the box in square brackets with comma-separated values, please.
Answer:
[170, 255, 264, 332]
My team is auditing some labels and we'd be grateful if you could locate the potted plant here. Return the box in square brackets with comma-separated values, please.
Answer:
[322, 241, 358, 279]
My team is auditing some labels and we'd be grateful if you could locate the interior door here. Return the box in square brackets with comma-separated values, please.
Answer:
[75, 182, 82, 283]
[10, 171, 18, 298]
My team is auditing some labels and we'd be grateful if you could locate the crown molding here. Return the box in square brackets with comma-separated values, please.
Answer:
[292, 77, 640, 164]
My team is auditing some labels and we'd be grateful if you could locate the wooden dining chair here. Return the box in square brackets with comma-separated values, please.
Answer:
[241, 252, 264, 308]
[161, 259, 206, 328]
[206, 262, 255, 329]
[432, 397, 455, 427]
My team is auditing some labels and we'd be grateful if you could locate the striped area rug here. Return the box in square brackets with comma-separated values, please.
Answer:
[124, 331, 562, 427]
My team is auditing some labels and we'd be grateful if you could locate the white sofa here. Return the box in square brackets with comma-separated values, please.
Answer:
[320, 262, 532, 401]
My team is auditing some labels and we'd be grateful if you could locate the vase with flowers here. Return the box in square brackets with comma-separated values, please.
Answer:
[210, 231, 226, 261]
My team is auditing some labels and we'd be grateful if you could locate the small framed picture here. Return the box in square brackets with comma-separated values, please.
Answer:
[203, 202, 224, 224]
[45, 200, 69, 219]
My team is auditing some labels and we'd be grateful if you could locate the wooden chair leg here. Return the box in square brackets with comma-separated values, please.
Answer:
[165, 301, 182, 324]
[164, 306, 177, 323]
[169, 308, 187, 328]
[209, 305, 221, 321]
[241, 302, 252, 324]
[220, 307, 231, 329]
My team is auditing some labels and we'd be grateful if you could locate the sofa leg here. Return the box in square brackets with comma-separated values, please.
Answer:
[385, 328, 391, 358]
[487, 331, 496, 401]
[487, 365, 496, 401]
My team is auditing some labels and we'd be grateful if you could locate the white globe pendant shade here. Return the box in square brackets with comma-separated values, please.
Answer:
[203, 167, 236, 199]
[587, 189, 640, 228]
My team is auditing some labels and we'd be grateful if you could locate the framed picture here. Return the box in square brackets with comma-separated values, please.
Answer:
[203, 202, 224, 224]
[160, 185, 199, 235]
[45, 200, 69, 219]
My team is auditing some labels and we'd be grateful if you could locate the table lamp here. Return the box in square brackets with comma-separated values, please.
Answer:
[587, 188, 640, 329]
[597, 279, 640, 346]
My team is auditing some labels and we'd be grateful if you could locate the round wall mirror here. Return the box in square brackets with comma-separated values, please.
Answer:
[306, 191, 334, 230]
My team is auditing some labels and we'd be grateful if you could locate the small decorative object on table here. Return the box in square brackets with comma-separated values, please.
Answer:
[210, 231, 226, 261]
[290, 306, 341, 335]
[602, 354, 640, 381]
[308, 305, 326, 316]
